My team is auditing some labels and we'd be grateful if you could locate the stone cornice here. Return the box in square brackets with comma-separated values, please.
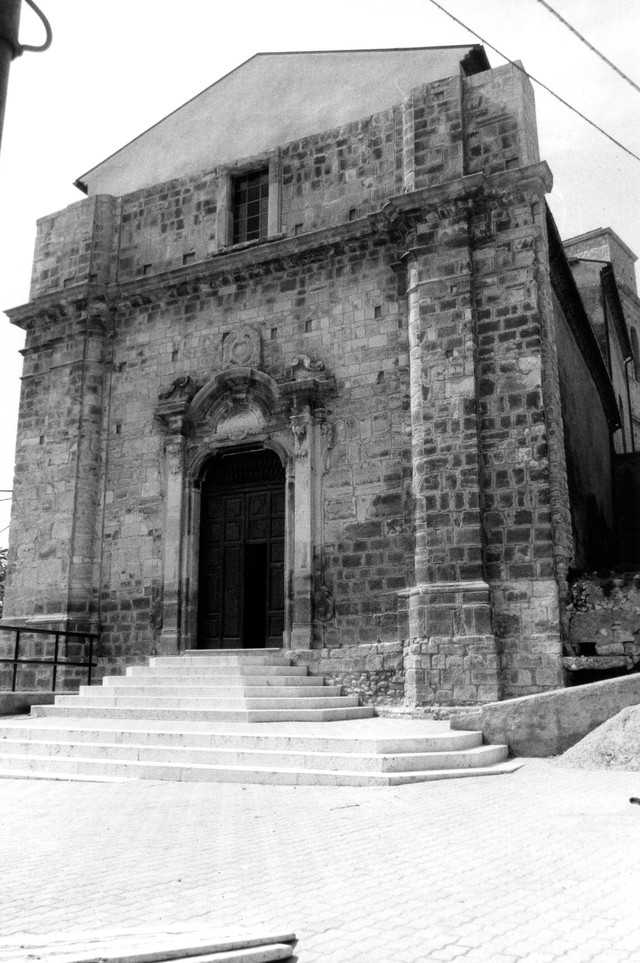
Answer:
[7, 161, 555, 323]
[6, 285, 110, 330]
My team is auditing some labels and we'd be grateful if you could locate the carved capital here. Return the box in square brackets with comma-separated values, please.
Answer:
[290, 407, 311, 459]
[286, 355, 325, 380]
[155, 377, 198, 436]
[158, 376, 198, 403]
[280, 356, 336, 413]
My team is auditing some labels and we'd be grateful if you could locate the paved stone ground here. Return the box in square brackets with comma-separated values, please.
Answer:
[1, 757, 639, 962]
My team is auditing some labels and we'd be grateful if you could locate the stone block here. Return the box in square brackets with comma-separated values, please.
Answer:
[452, 673, 640, 756]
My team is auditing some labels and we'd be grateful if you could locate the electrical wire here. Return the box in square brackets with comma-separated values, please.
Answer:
[536, 0, 640, 96]
[426, 0, 640, 165]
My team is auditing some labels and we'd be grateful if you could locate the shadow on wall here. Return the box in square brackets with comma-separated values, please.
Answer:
[614, 454, 640, 566]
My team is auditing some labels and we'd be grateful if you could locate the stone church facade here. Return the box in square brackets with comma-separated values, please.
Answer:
[4, 47, 640, 707]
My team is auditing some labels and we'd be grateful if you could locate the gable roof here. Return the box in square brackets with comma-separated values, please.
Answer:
[75, 46, 489, 197]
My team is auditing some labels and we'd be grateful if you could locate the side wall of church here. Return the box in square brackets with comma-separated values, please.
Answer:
[552, 292, 616, 569]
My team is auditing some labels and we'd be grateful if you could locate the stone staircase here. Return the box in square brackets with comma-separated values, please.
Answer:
[0, 649, 519, 785]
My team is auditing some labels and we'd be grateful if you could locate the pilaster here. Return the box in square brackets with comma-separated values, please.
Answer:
[471, 164, 564, 696]
[401, 193, 500, 706]
[4, 291, 110, 629]
[154, 379, 197, 654]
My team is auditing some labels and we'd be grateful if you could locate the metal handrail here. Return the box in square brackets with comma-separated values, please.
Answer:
[0, 623, 98, 691]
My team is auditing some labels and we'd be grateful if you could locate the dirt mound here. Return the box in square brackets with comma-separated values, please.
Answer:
[557, 705, 640, 770]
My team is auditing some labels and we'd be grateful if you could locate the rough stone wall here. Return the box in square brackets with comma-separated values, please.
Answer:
[94, 233, 411, 672]
[464, 62, 540, 175]
[469, 176, 565, 696]
[30, 195, 117, 299]
[290, 642, 404, 705]
[4, 294, 110, 625]
[280, 109, 403, 231]
[410, 75, 464, 190]
[566, 572, 640, 681]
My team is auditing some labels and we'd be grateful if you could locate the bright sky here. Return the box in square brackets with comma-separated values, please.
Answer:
[0, 0, 639, 545]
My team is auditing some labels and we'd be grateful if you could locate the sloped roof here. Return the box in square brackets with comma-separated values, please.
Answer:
[76, 46, 489, 197]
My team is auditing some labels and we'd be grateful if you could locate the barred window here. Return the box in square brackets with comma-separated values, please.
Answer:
[232, 168, 269, 244]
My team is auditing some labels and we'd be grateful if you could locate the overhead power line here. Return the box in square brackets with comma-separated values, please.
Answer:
[536, 0, 640, 96]
[426, 0, 640, 165]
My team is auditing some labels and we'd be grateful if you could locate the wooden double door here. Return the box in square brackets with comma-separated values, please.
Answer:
[197, 449, 285, 648]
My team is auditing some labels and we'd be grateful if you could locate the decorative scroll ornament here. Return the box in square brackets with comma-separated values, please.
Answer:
[287, 355, 325, 380]
[222, 326, 262, 369]
[155, 376, 198, 435]
[158, 376, 197, 403]
[314, 584, 335, 622]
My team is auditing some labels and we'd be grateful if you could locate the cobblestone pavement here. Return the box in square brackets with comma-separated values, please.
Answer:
[1, 757, 639, 961]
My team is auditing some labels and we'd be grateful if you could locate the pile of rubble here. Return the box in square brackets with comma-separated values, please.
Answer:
[557, 705, 640, 770]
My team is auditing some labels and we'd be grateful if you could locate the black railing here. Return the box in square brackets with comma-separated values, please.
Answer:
[0, 624, 98, 692]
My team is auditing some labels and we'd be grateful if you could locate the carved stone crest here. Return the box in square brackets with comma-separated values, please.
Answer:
[222, 326, 262, 369]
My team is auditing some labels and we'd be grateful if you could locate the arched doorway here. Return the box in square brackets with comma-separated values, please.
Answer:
[197, 447, 286, 648]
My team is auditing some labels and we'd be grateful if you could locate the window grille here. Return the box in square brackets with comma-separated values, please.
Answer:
[232, 169, 269, 244]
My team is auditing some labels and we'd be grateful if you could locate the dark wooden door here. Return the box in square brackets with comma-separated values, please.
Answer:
[198, 449, 285, 649]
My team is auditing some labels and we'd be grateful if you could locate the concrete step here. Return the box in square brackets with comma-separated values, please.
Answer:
[52, 694, 360, 710]
[150, 653, 293, 667]
[1, 648, 517, 786]
[124, 665, 311, 678]
[31, 704, 376, 722]
[0, 750, 522, 785]
[0, 736, 508, 772]
[96, 683, 334, 697]
[0, 720, 485, 753]
[183, 648, 285, 656]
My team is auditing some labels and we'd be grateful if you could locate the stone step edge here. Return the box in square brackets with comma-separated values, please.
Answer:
[0, 726, 483, 752]
[0, 754, 524, 784]
[52, 697, 360, 709]
[94, 685, 339, 695]
[126, 668, 309, 676]
[31, 707, 376, 722]
[182, 649, 286, 654]
[0, 738, 506, 766]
